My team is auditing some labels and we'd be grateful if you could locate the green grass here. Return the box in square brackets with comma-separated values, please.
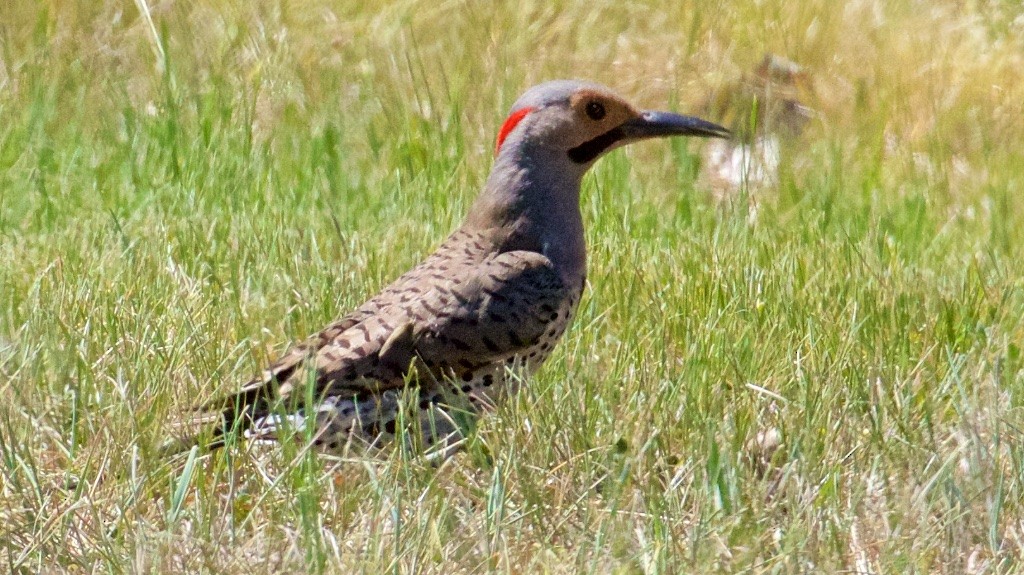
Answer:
[2, 0, 1024, 572]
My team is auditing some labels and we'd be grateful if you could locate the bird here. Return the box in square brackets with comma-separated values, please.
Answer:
[172, 79, 729, 457]
[699, 54, 817, 214]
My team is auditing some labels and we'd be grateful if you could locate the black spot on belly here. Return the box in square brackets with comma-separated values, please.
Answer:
[482, 337, 500, 352]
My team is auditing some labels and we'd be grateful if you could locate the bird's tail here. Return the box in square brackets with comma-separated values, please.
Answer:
[158, 406, 230, 456]
[159, 391, 263, 457]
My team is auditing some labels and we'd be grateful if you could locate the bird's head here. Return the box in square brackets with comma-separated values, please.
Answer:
[494, 80, 730, 166]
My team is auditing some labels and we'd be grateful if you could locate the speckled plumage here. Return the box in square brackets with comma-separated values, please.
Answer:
[174, 80, 728, 456]
[229, 227, 584, 452]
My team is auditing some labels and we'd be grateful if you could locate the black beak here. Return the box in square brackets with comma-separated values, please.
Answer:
[567, 111, 730, 164]
[620, 111, 731, 140]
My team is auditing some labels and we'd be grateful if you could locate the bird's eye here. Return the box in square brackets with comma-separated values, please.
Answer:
[585, 101, 606, 121]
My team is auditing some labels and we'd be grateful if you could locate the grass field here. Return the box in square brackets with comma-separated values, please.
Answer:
[2, 0, 1024, 572]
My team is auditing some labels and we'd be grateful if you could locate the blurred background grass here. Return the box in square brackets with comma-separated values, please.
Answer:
[2, 0, 1024, 572]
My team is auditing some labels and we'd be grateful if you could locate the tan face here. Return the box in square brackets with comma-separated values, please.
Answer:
[568, 90, 639, 135]
[514, 88, 642, 153]
[559, 89, 641, 148]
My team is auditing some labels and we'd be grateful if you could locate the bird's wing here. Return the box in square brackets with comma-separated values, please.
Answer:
[403, 248, 572, 376]
[179, 249, 571, 449]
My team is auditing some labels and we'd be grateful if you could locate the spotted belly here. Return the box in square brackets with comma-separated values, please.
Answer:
[251, 288, 580, 456]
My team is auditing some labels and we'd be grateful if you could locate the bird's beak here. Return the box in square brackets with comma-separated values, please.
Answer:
[619, 111, 731, 140]
[567, 110, 730, 164]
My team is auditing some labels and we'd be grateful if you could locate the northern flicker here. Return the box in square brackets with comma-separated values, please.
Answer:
[177, 80, 728, 456]
[700, 54, 817, 211]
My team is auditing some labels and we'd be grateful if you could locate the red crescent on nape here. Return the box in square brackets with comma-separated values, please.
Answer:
[495, 107, 534, 155]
